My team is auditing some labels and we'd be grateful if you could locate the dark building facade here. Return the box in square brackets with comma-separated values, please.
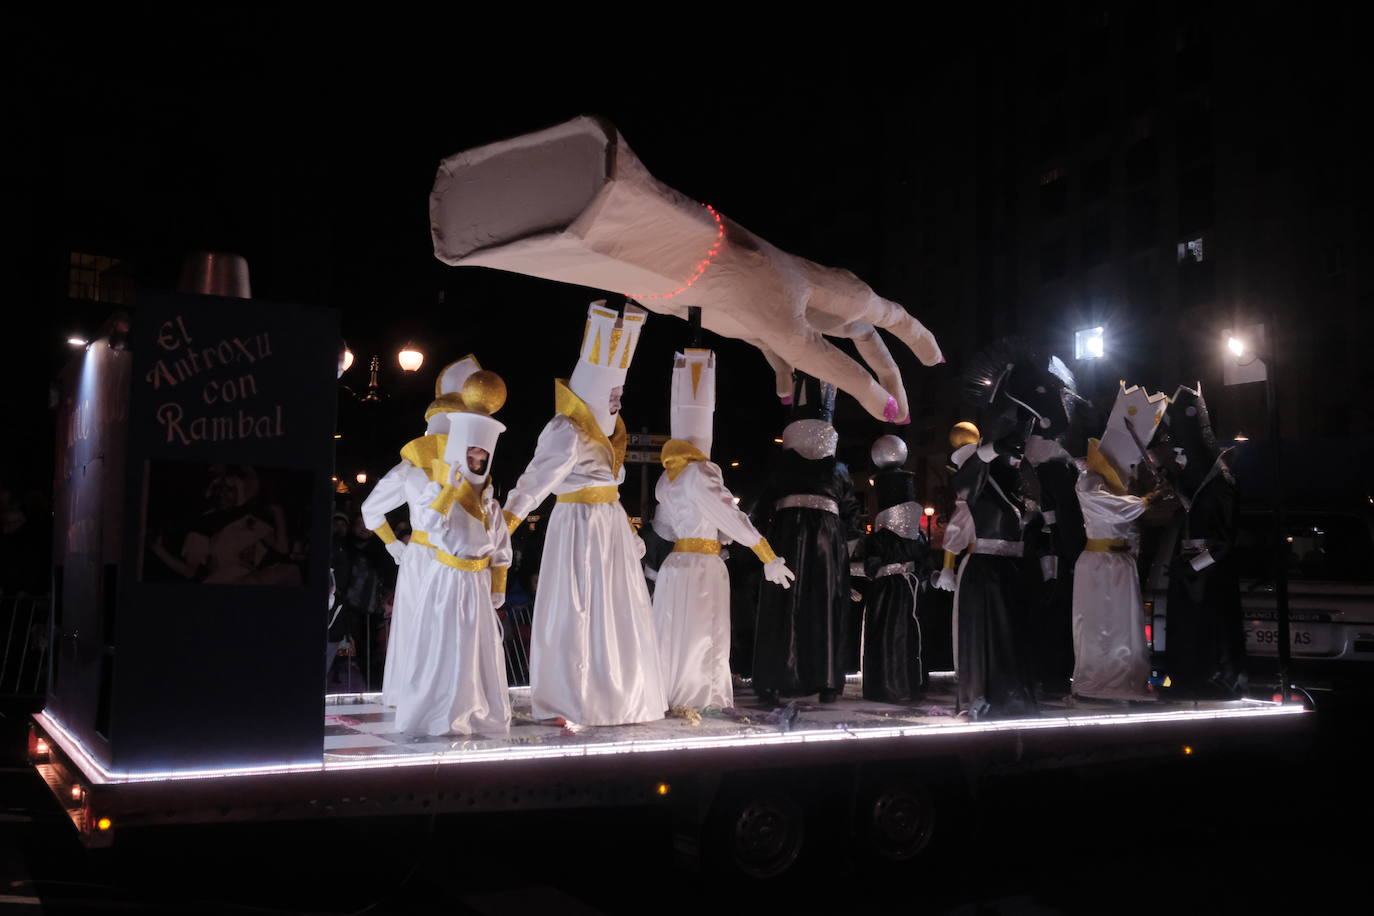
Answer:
[881, 2, 1369, 511]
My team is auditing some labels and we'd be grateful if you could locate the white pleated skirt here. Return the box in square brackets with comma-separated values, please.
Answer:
[653, 552, 733, 710]
[530, 501, 666, 725]
[392, 564, 511, 736]
[1071, 551, 1154, 701]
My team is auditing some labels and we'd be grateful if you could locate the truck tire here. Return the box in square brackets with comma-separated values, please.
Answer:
[859, 780, 937, 863]
[708, 788, 806, 879]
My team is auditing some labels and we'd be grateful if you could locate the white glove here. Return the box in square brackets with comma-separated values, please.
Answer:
[491, 592, 506, 609]
[933, 568, 956, 592]
[385, 540, 406, 565]
[763, 557, 795, 589]
[1040, 555, 1058, 582]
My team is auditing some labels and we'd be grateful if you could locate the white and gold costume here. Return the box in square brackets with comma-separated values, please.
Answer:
[1070, 384, 1168, 701]
[362, 357, 481, 707]
[392, 368, 513, 736]
[503, 303, 667, 725]
[652, 350, 791, 710]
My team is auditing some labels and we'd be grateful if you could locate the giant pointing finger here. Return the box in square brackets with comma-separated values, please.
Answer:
[430, 116, 942, 422]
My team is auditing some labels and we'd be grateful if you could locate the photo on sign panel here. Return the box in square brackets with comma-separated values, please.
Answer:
[140, 460, 313, 585]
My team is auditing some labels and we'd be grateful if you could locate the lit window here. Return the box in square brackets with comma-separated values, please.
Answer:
[1075, 327, 1105, 360]
[1177, 237, 1206, 263]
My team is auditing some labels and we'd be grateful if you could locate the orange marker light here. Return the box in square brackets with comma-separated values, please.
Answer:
[655, 782, 671, 796]
[35, 739, 49, 755]
[70, 784, 83, 801]
[96, 817, 112, 831]
[1183, 745, 1194, 756]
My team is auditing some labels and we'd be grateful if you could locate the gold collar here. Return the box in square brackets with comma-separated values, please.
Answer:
[554, 379, 627, 476]
[430, 476, 489, 525]
[1086, 439, 1128, 496]
[661, 438, 709, 481]
[400, 434, 448, 484]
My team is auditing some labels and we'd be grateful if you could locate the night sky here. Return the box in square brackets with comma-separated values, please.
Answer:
[8, 12, 965, 503]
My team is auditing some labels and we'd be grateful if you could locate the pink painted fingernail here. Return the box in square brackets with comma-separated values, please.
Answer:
[780, 395, 793, 405]
[897, 414, 912, 426]
[937, 355, 947, 365]
[883, 396, 900, 422]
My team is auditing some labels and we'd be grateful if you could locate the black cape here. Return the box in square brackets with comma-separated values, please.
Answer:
[954, 454, 1038, 719]
[752, 450, 860, 696]
[1029, 453, 1084, 694]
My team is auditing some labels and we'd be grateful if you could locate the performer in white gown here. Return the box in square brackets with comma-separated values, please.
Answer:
[392, 368, 513, 736]
[1071, 383, 1170, 702]
[652, 349, 793, 710]
[502, 302, 667, 726]
[363, 357, 481, 706]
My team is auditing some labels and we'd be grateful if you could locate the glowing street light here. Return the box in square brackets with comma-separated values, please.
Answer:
[67, 336, 88, 347]
[397, 345, 424, 372]
[1227, 336, 1245, 358]
[355, 472, 368, 485]
[1074, 326, 1105, 360]
[341, 346, 355, 373]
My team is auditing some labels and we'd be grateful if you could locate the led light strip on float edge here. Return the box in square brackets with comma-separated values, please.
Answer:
[38, 697, 1302, 786]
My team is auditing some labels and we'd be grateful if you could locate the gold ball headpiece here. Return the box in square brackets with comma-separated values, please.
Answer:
[460, 370, 506, 416]
[949, 421, 980, 449]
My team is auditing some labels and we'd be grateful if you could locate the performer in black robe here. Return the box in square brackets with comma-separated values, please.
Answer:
[752, 373, 859, 705]
[1155, 383, 1247, 699]
[861, 434, 930, 703]
[955, 339, 1062, 719]
[1022, 356, 1089, 696]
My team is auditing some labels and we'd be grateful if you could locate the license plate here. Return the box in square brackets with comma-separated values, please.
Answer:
[1244, 623, 1330, 656]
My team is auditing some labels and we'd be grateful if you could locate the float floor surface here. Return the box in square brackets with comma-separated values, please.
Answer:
[320, 677, 1291, 768]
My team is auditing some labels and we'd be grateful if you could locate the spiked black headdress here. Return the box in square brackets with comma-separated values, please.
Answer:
[963, 338, 1069, 443]
[790, 371, 836, 424]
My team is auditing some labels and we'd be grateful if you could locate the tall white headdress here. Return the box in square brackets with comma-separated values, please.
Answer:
[670, 348, 715, 456]
[568, 300, 647, 434]
[1099, 381, 1170, 480]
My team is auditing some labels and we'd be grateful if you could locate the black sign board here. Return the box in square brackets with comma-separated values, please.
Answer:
[49, 292, 337, 772]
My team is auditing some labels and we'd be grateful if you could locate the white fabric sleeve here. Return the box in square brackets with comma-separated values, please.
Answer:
[942, 499, 974, 556]
[689, 462, 767, 549]
[503, 416, 582, 523]
[1075, 473, 1148, 526]
[361, 461, 414, 531]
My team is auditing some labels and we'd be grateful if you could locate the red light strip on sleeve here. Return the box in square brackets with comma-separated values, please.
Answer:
[629, 203, 725, 301]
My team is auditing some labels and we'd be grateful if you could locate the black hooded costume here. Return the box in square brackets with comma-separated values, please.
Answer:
[954, 339, 1057, 719]
[1157, 384, 1246, 698]
[752, 374, 860, 703]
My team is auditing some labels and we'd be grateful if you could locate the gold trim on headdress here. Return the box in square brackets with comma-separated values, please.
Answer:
[424, 394, 468, 422]
[434, 354, 481, 398]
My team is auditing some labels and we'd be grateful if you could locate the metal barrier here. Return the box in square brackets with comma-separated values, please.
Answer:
[0, 593, 49, 700]
[499, 603, 533, 687]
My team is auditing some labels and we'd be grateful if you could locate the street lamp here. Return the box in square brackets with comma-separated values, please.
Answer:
[1075, 326, 1105, 360]
[397, 345, 424, 373]
[1221, 322, 1290, 701]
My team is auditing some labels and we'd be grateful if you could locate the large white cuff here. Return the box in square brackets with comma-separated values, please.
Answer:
[1189, 549, 1216, 572]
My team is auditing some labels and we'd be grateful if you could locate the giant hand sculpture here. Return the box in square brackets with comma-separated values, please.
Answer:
[430, 116, 942, 422]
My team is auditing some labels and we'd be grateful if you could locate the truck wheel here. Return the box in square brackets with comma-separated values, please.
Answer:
[721, 791, 806, 879]
[861, 781, 936, 863]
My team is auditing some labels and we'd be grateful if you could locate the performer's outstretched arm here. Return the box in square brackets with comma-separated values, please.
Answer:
[502, 417, 581, 533]
[686, 463, 793, 588]
[362, 461, 419, 564]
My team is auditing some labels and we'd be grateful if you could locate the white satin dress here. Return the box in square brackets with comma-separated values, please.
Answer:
[392, 491, 512, 736]
[1071, 470, 1153, 701]
[505, 415, 667, 726]
[361, 460, 446, 707]
[652, 459, 770, 710]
